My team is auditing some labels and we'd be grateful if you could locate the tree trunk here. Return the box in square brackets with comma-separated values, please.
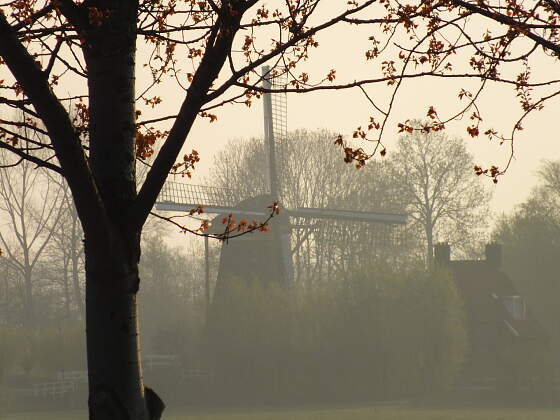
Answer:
[23, 268, 33, 328]
[63, 256, 71, 320]
[85, 233, 164, 420]
[2, 264, 9, 325]
[72, 252, 84, 320]
[426, 222, 434, 269]
[80, 3, 164, 418]
[85, 266, 143, 419]
[71, 212, 84, 319]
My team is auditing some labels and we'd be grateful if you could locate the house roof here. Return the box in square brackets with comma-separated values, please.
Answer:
[448, 259, 545, 341]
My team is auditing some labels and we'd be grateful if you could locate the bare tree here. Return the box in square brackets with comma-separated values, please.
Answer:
[208, 129, 414, 285]
[44, 178, 85, 320]
[537, 161, 560, 199]
[389, 127, 492, 265]
[507, 160, 560, 236]
[0, 151, 64, 327]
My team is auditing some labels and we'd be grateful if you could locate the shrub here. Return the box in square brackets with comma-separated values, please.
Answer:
[205, 263, 467, 403]
[0, 322, 85, 379]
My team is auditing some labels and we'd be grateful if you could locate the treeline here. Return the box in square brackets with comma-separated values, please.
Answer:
[0, 230, 206, 378]
[4, 127, 560, 407]
[205, 265, 466, 403]
[0, 150, 87, 387]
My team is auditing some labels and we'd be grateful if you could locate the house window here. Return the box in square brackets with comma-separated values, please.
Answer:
[503, 295, 526, 320]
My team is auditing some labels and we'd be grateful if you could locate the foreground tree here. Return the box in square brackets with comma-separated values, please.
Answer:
[0, 0, 558, 418]
[334, 2, 560, 179]
[389, 128, 491, 264]
[0, 2, 423, 418]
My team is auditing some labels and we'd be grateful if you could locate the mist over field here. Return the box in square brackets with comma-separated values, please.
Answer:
[2, 0, 560, 418]
[3, 125, 560, 419]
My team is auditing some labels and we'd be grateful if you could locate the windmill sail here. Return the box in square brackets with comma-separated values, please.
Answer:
[262, 66, 287, 201]
[261, 66, 292, 283]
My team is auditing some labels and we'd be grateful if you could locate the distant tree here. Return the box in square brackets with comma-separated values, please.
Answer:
[0, 150, 64, 327]
[137, 232, 207, 370]
[43, 179, 85, 321]
[0, 326, 18, 382]
[389, 127, 492, 265]
[0, 254, 19, 326]
[493, 160, 560, 353]
[537, 161, 560, 193]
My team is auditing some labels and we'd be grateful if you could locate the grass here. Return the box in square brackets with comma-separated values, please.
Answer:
[4, 406, 560, 420]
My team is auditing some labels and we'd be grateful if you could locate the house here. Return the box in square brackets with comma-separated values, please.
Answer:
[434, 243, 549, 390]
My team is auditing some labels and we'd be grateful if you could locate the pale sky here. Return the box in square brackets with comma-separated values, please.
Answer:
[159, 10, 560, 222]
[180, 69, 560, 220]
[3, 2, 560, 224]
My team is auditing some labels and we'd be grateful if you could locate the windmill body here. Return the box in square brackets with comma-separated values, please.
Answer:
[154, 67, 407, 305]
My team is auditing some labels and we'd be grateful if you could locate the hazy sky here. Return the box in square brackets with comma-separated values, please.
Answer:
[180, 70, 560, 220]
[156, 9, 560, 222]
[3, 2, 559, 223]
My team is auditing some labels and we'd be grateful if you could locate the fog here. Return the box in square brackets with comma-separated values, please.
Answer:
[2, 1, 560, 417]
[2, 120, 560, 419]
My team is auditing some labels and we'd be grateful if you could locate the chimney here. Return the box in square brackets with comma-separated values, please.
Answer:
[434, 243, 451, 266]
[485, 243, 502, 268]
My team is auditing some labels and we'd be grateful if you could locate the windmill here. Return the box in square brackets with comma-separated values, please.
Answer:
[154, 66, 407, 309]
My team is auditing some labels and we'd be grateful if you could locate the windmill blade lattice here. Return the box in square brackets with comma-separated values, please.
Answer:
[270, 74, 287, 144]
[262, 66, 288, 202]
[270, 73, 287, 200]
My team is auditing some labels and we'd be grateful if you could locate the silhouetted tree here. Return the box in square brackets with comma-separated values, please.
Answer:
[0, 150, 64, 327]
[389, 128, 491, 264]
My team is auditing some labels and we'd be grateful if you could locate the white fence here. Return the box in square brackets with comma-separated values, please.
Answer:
[17, 381, 76, 399]
[142, 354, 179, 370]
[56, 370, 88, 383]
[17, 355, 180, 400]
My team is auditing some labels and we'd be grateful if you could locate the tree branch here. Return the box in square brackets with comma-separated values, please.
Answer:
[0, 141, 62, 174]
[0, 11, 110, 244]
[451, 0, 560, 55]
[133, 3, 255, 227]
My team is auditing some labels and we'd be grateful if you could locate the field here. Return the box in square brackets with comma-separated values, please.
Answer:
[3, 406, 560, 420]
